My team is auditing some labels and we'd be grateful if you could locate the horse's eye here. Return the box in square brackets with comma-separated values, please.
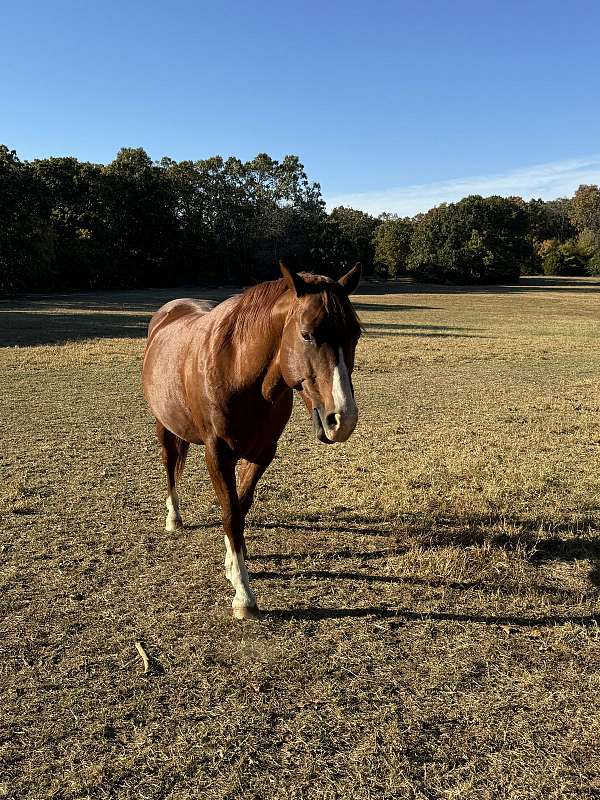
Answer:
[300, 331, 313, 343]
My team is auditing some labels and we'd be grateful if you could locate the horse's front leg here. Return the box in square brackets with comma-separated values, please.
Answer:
[205, 438, 259, 620]
[221, 458, 271, 580]
[236, 451, 276, 558]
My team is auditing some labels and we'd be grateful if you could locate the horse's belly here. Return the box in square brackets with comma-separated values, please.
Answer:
[151, 393, 204, 444]
[144, 368, 202, 443]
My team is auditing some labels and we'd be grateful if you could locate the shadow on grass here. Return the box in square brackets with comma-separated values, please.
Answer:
[5, 275, 598, 346]
[264, 606, 600, 628]
[1, 298, 464, 347]
[3, 298, 467, 346]
[424, 527, 600, 567]
[253, 520, 400, 538]
[252, 568, 595, 601]
[0, 311, 151, 346]
[255, 548, 408, 563]
[250, 510, 600, 587]
[253, 514, 599, 547]
[362, 321, 490, 339]
[359, 277, 600, 296]
[0, 288, 229, 346]
[365, 330, 490, 339]
[2, 286, 232, 313]
[365, 322, 469, 331]
[353, 302, 440, 312]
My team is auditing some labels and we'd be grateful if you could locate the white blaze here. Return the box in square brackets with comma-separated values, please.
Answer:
[332, 347, 358, 420]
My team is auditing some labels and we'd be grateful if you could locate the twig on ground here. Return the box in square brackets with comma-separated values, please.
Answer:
[134, 640, 151, 673]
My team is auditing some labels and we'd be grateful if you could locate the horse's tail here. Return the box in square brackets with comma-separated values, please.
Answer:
[174, 436, 190, 481]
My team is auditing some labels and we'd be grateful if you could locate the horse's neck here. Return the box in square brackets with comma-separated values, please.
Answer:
[227, 292, 291, 401]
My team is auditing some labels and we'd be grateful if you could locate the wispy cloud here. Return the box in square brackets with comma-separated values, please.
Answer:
[325, 156, 600, 217]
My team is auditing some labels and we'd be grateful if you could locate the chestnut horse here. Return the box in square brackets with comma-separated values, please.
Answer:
[142, 263, 362, 618]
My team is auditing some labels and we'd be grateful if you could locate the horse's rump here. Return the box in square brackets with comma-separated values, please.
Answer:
[143, 298, 221, 443]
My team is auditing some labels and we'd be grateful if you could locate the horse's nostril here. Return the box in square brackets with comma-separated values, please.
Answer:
[326, 412, 340, 429]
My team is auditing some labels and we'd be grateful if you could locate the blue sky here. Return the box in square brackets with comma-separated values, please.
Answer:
[2, 0, 600, 214]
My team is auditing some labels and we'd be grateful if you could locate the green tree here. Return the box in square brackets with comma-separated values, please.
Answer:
[372, 215, 414, 278]
[32, 157, 106, 289]
[328, 206, 380, 275]
[241, 153, 326, 277]
[588, 250, 600, 275]
[407, 195, 532, 283]
[164, 156, 244, 283]
[541, 239, 588, 276]
[577, 228, 600, 258]
[102, 148, 178, 287]
[569, 184, 600, 234]
[526, 198, 576, 243]
[0, 146, 54, 292]
[523, 198, 577, 273]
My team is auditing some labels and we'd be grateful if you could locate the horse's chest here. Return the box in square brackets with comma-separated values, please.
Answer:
[220, 390, 293, 459]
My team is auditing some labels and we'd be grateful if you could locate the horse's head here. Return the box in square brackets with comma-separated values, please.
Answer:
[278, 262, 362, 444]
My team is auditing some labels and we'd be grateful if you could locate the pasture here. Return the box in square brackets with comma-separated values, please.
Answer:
[1, 277, 600, 800]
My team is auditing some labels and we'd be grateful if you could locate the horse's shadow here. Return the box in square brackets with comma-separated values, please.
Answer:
[252, 512, 600, 557]
[178, 511, 600, 622]
[250, 566, 597, 599]
[262, 606, 600, 628]
[245, 514, 600, 627]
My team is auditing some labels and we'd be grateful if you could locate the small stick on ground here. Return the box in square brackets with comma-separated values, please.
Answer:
[134, 640, 150, 673]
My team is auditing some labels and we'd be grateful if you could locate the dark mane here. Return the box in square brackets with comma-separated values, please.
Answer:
[299, 271, 363, 340]
[217, 272, 362, 346]
[318, 282, 363, 341]
[216, 278, 290, 346]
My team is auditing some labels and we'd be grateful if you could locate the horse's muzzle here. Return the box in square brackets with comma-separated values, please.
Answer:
[312, 408, 333, 445]
[312, 407, 358, 444]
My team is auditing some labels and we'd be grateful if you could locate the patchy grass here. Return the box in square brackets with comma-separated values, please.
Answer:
[1, 277, 600, 800]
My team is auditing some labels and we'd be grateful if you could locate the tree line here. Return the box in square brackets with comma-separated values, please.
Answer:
[372, 188, 599, 282]
[1, 143, 599, 293]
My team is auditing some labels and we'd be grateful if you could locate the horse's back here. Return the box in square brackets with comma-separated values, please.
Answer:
[147, 297, 217, 339]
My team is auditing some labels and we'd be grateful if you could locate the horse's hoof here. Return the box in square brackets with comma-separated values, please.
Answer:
[165, 518, 183, 532]
[232, 604, 261, 621]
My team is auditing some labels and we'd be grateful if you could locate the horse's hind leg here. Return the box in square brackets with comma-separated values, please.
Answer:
[156, 420, 189, 531]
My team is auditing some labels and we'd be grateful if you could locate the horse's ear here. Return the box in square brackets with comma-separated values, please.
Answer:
[280, 261, 307, 296]
[338, 263, 362, 295]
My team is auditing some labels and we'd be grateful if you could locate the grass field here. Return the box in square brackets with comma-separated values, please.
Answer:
[1, 276, 600, 800]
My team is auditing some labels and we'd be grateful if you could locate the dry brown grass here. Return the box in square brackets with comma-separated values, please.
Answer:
[1, 277, 600, 800]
